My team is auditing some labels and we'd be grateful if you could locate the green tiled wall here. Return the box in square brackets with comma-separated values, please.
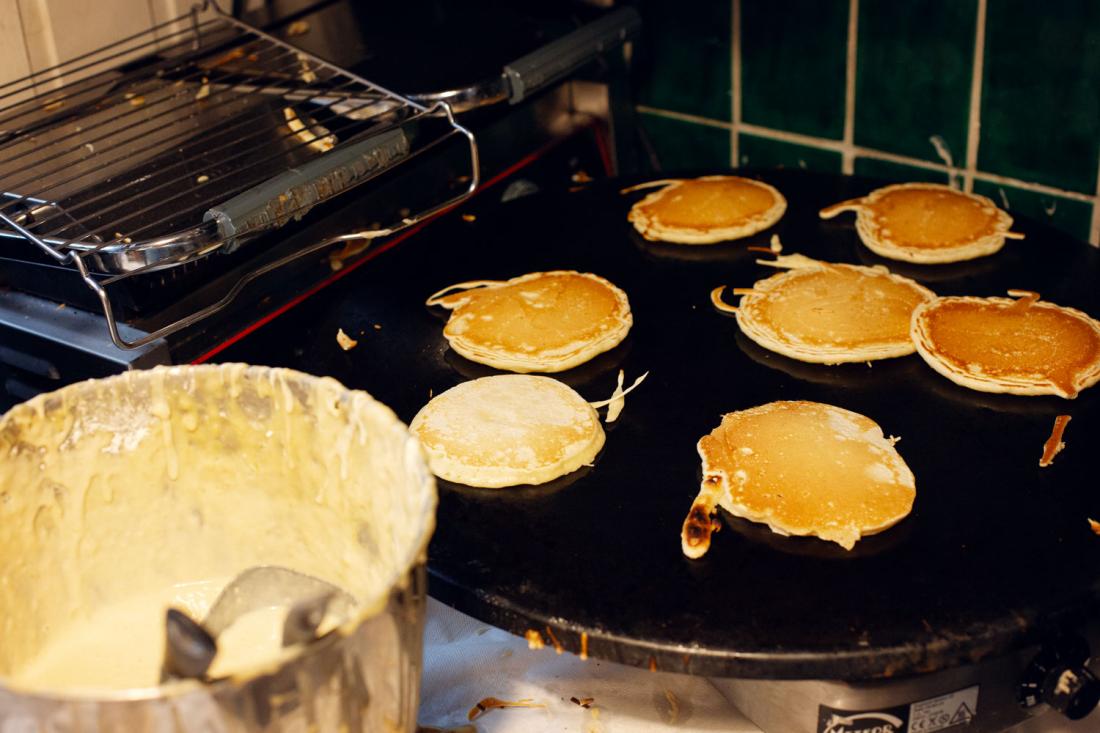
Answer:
[854, 0, 977, 164]
[740, 0, 849, 140]
[973, 181, 1095, 242]
[638, 114, 730, 170]
[738, 134, 841, 172]
[979, 0, 1100, 194]
[852, 158, 950, 185]
[631, 0, 1099, 244]
[634, 1, 731, 121]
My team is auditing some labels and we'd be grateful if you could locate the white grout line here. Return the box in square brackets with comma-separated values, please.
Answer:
[972, 170, 1097, 205]
[1090, 157, 1100, 245]
[741, 121, 844, 153]
[636, 105, 1099, 207]
[963, 0, 988, 193]
[841, 0, 859, 175]
[637, 104, 735, 130]
[730, 0, 742, 168]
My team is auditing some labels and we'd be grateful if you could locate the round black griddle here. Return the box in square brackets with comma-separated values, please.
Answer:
[215, 169, 1100, 681]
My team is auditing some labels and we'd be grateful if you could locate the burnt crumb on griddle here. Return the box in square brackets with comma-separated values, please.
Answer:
[524, 629, 545, 650]
[336, 328, 358, 351]
[1040, 414, 1071, 468]
[467, 696, 544, 721]
[544, 625, 564, 655]
[286, 20, 310, 36]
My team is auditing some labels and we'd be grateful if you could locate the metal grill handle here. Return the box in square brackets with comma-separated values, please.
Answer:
[78, 102, 478, 350]
[503, 7, 641, 104]
[205, 127, 411, 252]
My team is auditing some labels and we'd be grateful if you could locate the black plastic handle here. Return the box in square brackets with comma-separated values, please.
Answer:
[1042, 664, 1100, 720]
[1019, 633, 1100, 721]
[503, 7, 641, 104]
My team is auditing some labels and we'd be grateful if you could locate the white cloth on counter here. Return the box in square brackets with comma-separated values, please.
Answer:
[418, 600, 1099, 733]
[418, 598, 761, 732]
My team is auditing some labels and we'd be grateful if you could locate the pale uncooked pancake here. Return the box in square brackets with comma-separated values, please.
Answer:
[714, 256, 936, 363]
[425, 271, 632, 373]
[911, 292, 1100, 399]
[410, 375, 605, 488]
[681, 401, 915, 556]
[626, 175, 786, 244]
[819, 183, 1023, 263]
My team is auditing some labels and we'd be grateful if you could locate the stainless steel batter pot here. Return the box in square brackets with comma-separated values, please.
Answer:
[0, 364, 436, 732]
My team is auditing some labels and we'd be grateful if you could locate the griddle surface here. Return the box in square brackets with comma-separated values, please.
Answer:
[216, 170, 1100, 679]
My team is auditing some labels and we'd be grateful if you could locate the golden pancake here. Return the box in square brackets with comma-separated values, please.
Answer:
[911, 292, 1100, 398]
[409, 375, 604, 488]
[425, 271, 632, 373]
[712, 255, 936, 363]
[681, 401, 915, 556]
[626, 175, 786, 244]
[819, 183, 1023, 263]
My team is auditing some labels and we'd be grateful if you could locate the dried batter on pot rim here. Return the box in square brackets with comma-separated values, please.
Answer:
[911, 291, 1100, 399]
[711, 254, 936, 364]
[426, 271, 632, 373]
[681, 401, 915, 556]
[820, 183, 1023, 263]
[625, 175, 786, 244]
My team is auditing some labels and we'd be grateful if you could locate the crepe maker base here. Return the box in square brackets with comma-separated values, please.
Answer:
[215, 169, 1100, 681]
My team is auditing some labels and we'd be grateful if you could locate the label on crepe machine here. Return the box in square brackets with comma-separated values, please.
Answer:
[817, 685, 979, 733]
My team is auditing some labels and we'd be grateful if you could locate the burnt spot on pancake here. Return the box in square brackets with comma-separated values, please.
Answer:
[681, 501, 717, 558]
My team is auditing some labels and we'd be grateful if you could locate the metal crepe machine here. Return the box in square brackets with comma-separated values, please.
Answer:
[0, 364, 436, 731]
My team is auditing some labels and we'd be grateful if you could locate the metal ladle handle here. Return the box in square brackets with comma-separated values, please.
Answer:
[161, 608, 217, 682]
[162, 566, 357, 682]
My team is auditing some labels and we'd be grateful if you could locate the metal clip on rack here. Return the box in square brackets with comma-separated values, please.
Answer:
[0, 0, 479, 349]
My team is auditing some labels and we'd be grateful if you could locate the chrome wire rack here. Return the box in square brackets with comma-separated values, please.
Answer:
[0, 0, 478, 349]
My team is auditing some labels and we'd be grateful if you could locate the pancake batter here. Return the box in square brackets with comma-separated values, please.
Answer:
[0, 365, 434, 695]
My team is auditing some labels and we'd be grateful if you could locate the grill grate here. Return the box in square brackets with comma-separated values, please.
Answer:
[0, 0, 478, 349]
